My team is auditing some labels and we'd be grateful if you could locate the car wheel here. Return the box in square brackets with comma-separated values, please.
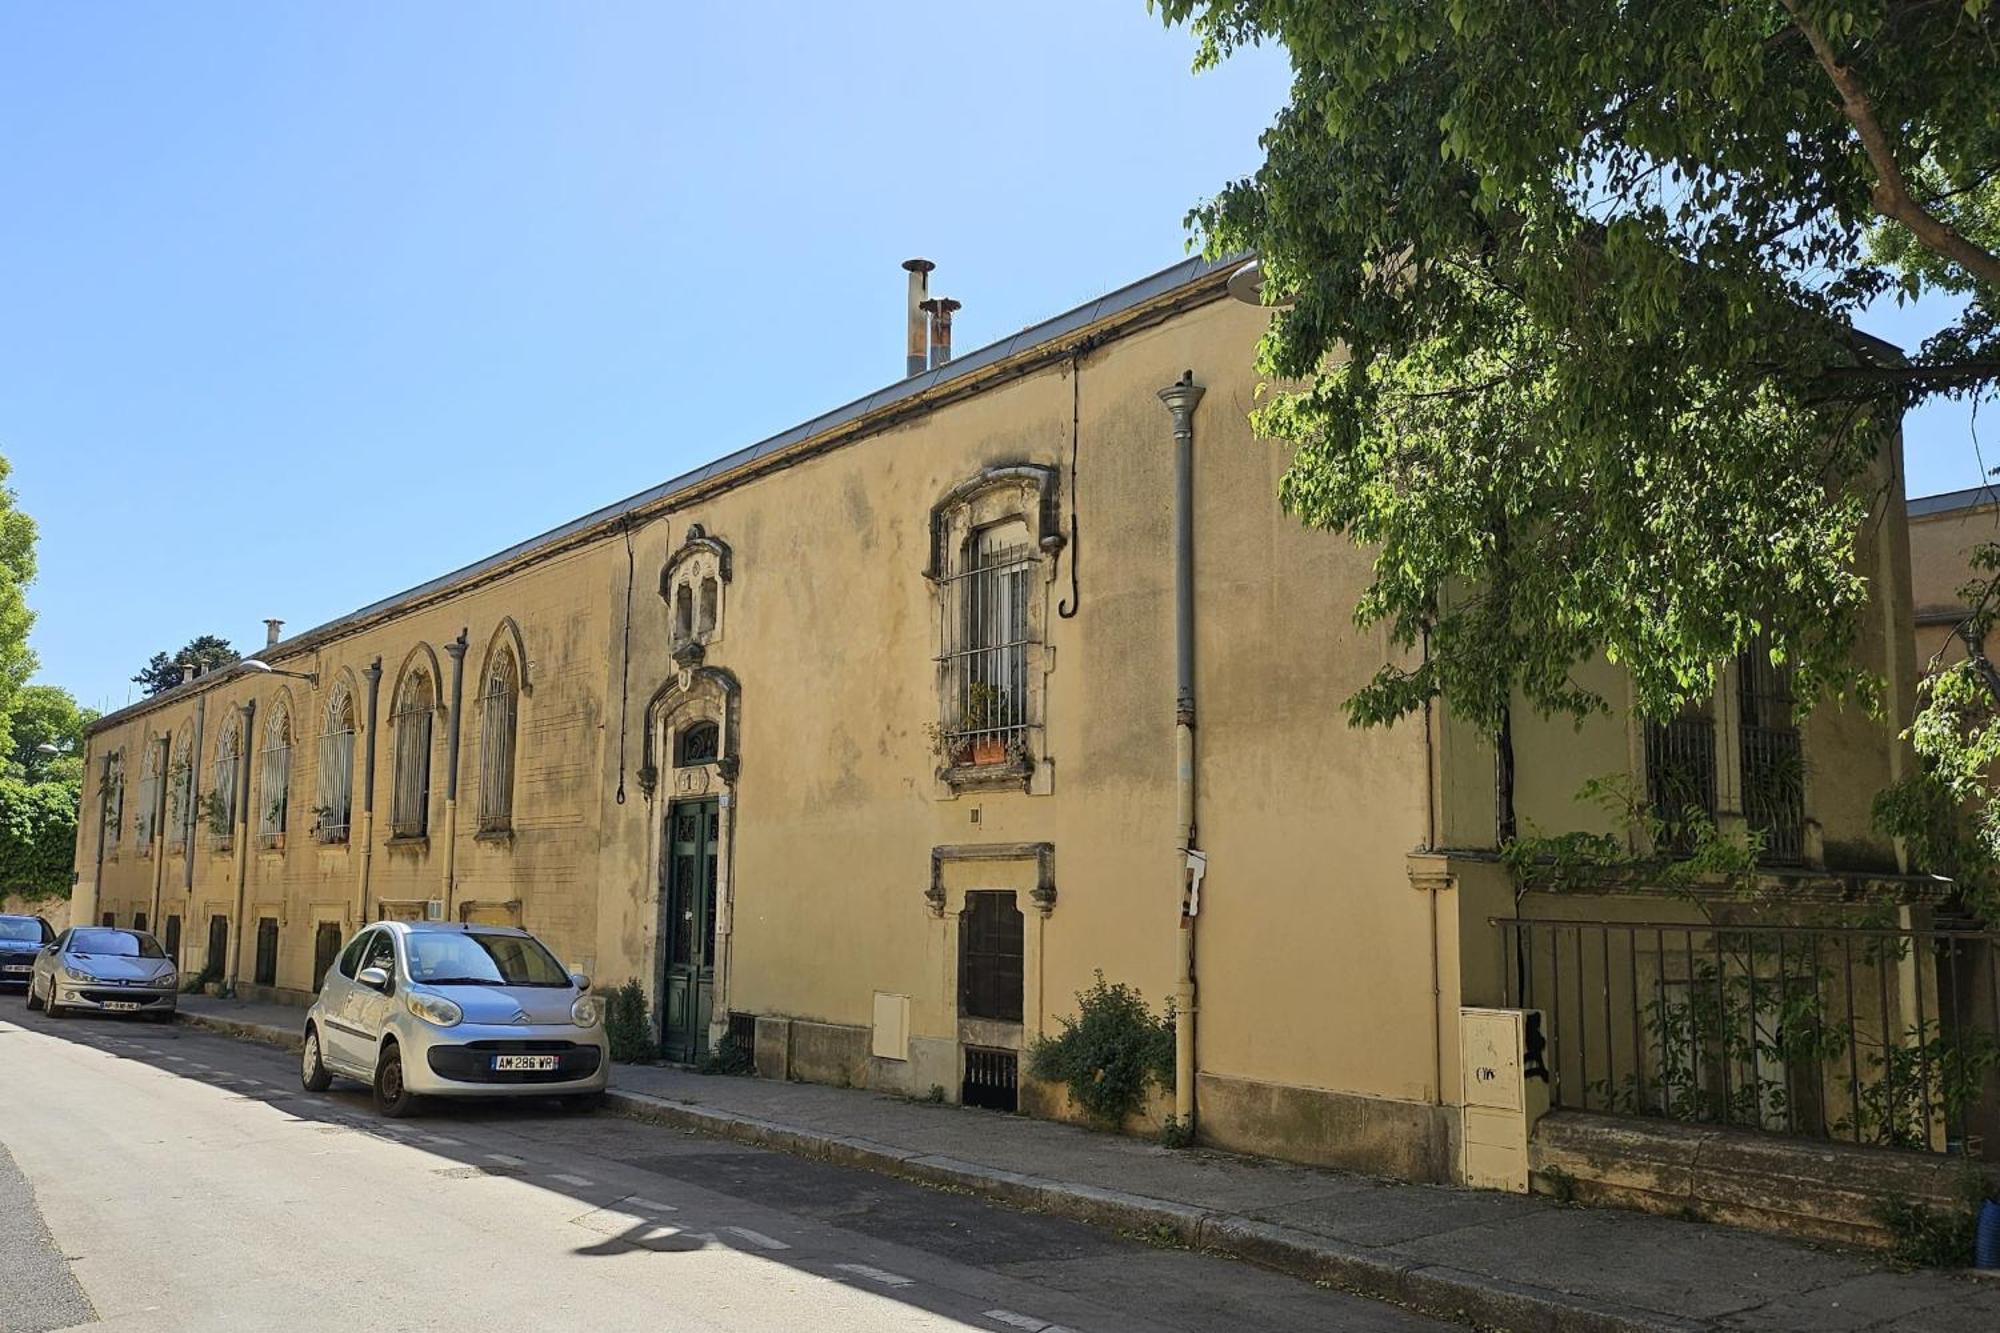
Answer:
[373, 1043, 418, 1118]
[300, 1025, 333, 1092]
[25, 977, 43, 1012]
[45, 980, 65, 1018]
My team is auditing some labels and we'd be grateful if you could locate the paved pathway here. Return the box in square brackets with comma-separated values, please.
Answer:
[178, 996, 2000, 1331]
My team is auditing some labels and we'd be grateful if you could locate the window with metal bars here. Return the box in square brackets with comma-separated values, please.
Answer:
[391, 670, 434, 838]
[676, 720, 720, 766]
[134, 739, 161, 854]
[938, 523, 1037, 768]
[257, 703, 291, 848]
[1645, 705, 1717, 856]
[1738, 647, 1805, 863]
[316, 682, 355, 844]
[478, 649, 518, 832]
[209, 716, 239, 851]
[958, 891, 1024, 1023]
[170, 729, 193, 855]
[100, 751, 124, 854]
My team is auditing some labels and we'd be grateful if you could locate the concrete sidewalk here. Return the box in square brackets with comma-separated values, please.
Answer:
[176, 996, 1999, 1332]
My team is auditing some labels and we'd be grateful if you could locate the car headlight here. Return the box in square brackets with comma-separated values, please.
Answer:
[405, 991, 463, 1027]
[571, 994, 604, 1028]
[155, 971, 177, 990]
[61, 964, 95, 983]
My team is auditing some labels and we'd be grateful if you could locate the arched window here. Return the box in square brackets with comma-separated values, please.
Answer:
[170, 727, 193, 854]
[316, 681, 356, 844]
[478, 648, 519, 832]
[134, 737, 163, 853]
[209, 715, 241, 850]
[258, 701, 292, 848]
[676, 720, 720, 767]
[391, 669, 434, 838]
[697, 577, 718, 637]
[100, 750, 125, 853]
[674, 583, 695, 643]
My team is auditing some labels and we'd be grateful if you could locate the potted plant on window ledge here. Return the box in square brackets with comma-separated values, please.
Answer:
[929, 684, 1019, 770]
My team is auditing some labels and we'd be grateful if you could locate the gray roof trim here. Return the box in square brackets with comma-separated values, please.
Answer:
[1908, 485, 2000, 519]
[87, 252, 1242, 735]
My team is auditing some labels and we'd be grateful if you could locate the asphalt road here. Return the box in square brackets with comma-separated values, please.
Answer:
[0, 1001, 1448, 1333]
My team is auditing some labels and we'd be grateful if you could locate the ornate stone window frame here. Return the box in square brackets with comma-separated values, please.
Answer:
[926, 464, 1063, 797]
[660, 523, 733, 671]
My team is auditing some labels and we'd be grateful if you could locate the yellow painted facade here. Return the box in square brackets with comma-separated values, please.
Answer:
[71, 258, 1918, 1182]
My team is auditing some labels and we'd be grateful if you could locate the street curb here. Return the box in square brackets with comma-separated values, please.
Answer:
[602, 1089, 1698, 1333]
[175, 1010, 301, 1053]
[161, 1015, 1697, 1333]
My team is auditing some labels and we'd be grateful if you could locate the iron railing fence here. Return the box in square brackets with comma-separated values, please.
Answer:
[478, 658, 518, 832]
[257, 738, 290, 849]
[1496, 916, 2000, 1156]
[936, 540, 1037, 766]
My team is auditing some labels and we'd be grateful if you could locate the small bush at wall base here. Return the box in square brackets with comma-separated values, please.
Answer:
[604, 980, 654, 1063]
[698, 1034, 754, 1076]
[1875, 1194, 1979, 1268]
[1158, 1114, 1193, 1150]
[1027, 971, 1175, 1127]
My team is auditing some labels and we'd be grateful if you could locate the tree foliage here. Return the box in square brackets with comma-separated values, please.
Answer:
[0, 776, 77, 900]
[6, 684, 97, 785]
[0, 456, 39, 761]
[133, 635, 239, 697]
[1154, 1, 1996, 746]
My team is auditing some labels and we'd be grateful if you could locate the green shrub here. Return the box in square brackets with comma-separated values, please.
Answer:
[1875, 1194, 1978, 1268]
[604, 979, 653, 1063]
[697, 1034, 754, 1076]
[1028, 972, 1175, 1126]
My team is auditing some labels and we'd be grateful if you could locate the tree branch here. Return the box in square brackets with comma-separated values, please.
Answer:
[1779, 0, 2000, 291]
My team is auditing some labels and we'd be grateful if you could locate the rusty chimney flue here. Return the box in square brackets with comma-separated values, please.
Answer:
[921, 297, 961, 369]
[264, 618, 284, 648]
[902, 258, 935, 378]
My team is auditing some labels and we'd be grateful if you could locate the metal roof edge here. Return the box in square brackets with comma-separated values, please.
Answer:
[86, 252, 1245, 736]
[1908, 485, 2000, 519]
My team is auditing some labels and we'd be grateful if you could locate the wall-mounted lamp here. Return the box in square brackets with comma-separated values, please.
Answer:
[1225, 259, 1295, 308]
[241, 659, 318, 688]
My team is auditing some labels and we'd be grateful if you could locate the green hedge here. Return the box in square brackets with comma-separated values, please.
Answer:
[0, 777, 77, 900]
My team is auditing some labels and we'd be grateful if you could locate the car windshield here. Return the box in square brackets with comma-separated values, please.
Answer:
[69, 929, 164, 959]
[0, 917, 49, 943]
[406, 932, 569, 987]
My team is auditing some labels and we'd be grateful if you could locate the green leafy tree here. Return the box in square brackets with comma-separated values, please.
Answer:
[132, 634, 239, 697]
[0, 776, 76, 900]
[0, 456, 39, 762]
[6, 684, 97, 785]
[1154, 1, 1997, 833]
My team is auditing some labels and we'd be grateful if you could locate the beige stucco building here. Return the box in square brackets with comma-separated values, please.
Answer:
[1909, 484, 2000, 667]
[70, 256, 1923, 1187]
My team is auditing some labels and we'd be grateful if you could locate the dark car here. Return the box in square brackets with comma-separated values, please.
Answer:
[0, 913, 56, 989]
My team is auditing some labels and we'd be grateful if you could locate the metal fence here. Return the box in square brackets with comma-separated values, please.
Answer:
[1496, 915, 2000, 1156]
[1644, 714, 1716, 854]
[317, 685, 355, 844]
[936, 536, 1036, 766]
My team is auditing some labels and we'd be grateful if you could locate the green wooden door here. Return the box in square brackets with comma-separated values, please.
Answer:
[662, 797, 719, 1061]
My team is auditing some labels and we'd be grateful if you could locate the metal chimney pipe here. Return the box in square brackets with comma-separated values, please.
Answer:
[264, 619, 284, 648]
[921, 297, 961, 369]
[902, 258, 935, 377]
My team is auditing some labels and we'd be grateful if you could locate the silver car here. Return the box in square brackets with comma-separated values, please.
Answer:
[301, 920, 609, 1117]
[27, 926, 178, 1021]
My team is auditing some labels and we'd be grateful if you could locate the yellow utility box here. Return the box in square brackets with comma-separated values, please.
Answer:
[1458, 1006, 1550, 1192]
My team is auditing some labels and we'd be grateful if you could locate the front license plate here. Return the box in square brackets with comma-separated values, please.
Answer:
[104, 1001, 140, 1012]
[493, 1054, 558, 1072]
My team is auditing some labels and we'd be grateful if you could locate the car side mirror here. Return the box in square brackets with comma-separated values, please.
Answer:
[569, 972, 591, 992]
[356, 965, 391, 993]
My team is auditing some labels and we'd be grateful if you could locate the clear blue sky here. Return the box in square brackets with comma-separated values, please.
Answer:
[1, 5, 1986, 715]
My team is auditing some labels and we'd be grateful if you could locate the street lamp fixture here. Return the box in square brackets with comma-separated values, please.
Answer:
[241, 659, 318, 688]
[36, 741, 72, 755]
[1225, 258, 1295, 309]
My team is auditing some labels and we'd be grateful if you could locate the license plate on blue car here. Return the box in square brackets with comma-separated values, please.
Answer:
[493, 1054, 558, 1072]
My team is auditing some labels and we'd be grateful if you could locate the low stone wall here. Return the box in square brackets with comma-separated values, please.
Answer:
[1198, 1071, 1453, 1183]
[1530, 1109, 1996, 1250]
[1, 895, 69, 932]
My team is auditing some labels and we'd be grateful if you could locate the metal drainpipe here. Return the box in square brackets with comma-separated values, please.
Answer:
[184, 694, 206, 918]
[227, 699, 256, 992]
[83, 745, 107, 927]
[442, 632, 468, 918]
[357, 658, 383, 925]
[148, 736, 170, 936]
[1159, 371, 1205, 1132]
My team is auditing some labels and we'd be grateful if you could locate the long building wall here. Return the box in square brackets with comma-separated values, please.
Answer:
[71, 259, 1916, 1182]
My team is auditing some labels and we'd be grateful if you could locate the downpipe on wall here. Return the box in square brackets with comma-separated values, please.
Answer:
[1160, 372, 1205, 1133]
[226, 699, 256, 991]
[357, 658, 383, 925]
[442, 632, 468, 917]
